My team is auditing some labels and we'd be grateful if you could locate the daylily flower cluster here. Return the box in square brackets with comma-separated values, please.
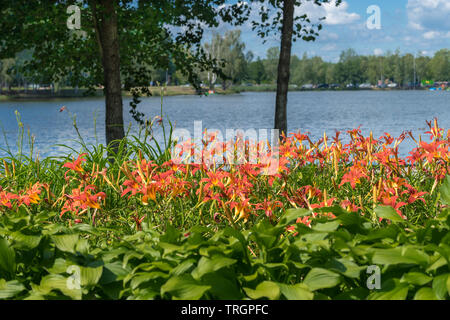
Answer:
[0, 120, 448, 231]
[0, 182, 47, 209]
[121, 158, 192, 205]
[116, 120, 448, 228]
[59, 154, 106, 220]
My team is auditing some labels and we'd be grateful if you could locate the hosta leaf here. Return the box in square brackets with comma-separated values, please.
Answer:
[244, 281, 280, 300]
[45, 258, 74, 274]
[80, 266, 103, 287]
[75, 239, 89, 254]
[426, 256, 447, 273]
[259, 263, 289, 272]
[448, 274, 450, 297]
[298, 232, 328, 243]
[327, 258, 365, 279]
[432, 274, 449, 300]
[130, 272, 169, 290]
[414, 288, 438, 300]
[278, 208, 312, 226]
[170, 259, 196, 276]
[243, 270, 260, 282]
[158, 242, 183, 255]
[100, 262, 130, 284]
[35, 274, 82, 300]
[278, 283, 314, 300]
[72, 224, 101, 235]
[131, 287, 159, 300]
[150, 262, 173, 272]
[51, 234, 79, 253]
[372, 247, 429, 266]
[439, 175, 450, 205]
[367, 280, 409, 300]
[160, 224, 181, 244]
[10, 232, 42, 250]
[192, 256, 237, 280]
[0, 238, 15, 277]
[161, 275, 210, 300]
[303, 268, 342, 291]
[334, 288, 370, 300]
[313, 220, 340, 232]
[289, 261, 309, 271]
[375, 206, 404, 223]
[101, 282, 126, 300]
[0, 279, 25, 299]
[400, 272, 432, 286]
[221, 227, 248, 249]
[336, 211, 365, 227]
[363, 226, 400, 241]
[122, 251, 145, 268]
[202, 273, 242, 300]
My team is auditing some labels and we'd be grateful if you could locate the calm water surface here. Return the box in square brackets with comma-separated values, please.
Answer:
[0, 91, 448, 158]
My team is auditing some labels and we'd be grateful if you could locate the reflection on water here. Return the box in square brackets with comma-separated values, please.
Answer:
[0, 91, 448, 158]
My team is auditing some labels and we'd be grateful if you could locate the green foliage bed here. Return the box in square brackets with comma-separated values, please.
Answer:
[1, 179, 449, 300]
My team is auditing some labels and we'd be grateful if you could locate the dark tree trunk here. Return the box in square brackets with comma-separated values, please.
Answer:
[93, 0, 125, 152]
[275, 0, 295, 139]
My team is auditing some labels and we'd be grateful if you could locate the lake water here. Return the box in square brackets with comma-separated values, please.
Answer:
[0, 91, 448, 158]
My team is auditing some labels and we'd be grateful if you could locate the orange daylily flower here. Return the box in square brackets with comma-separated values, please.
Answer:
[339, 164, 367, 189]
[63, 153, 87, 177]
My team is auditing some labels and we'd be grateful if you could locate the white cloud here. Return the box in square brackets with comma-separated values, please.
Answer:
[423, 30, 450, 40]
[321, 31, 339, 41]
[322, 44, 337, 51]
[404, 36, 413, 42]
[374, 48, 384, 56]
[419, 50, 434, 56]
[407, 0, 450, 31]
[423, 31, 440, 40]
[322, 1, 361, 25]
[297, 0, 360, 26]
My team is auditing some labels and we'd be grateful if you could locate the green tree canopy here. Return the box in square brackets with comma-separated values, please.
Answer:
[203, 30, 248, 90]
[0, 0, 250, 148]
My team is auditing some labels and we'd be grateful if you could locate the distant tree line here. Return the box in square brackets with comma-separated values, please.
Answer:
[198, 31, 449, 87]
[195, 31, 449, 88]
[1, 31, 449, 92]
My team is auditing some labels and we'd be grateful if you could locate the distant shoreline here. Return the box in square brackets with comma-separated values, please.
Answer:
[0, 85, 441, 102]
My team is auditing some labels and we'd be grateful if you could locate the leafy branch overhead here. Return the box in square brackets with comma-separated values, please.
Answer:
[0, 1, 247, 84]
[250, 0, 342, 43]
[0, 1, 251, 127]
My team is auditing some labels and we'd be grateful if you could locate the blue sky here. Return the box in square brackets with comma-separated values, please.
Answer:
[206, 0, 450, 61]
